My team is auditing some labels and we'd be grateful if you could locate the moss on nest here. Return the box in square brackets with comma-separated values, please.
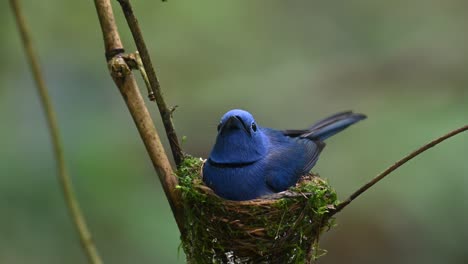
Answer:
[176, 156, 338, 264]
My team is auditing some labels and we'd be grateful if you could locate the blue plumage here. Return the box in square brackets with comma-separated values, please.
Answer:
[203, 109, 366, 201]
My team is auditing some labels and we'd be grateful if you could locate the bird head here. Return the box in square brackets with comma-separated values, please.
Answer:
[209, 109, 268, 164]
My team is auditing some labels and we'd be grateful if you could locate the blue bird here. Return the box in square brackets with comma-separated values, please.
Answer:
[202, 109, 366, 201]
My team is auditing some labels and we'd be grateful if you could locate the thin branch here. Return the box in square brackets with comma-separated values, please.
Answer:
[330, 125, 468, 216]
[116, 0, 184, 166]
[121, 51, 156, 100]
[134, 52, 156, 100]
[10, 1, 103, 263]
[93, 0, 185, 232]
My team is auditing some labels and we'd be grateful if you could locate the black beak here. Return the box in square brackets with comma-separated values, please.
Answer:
[220, 116, 251, 136]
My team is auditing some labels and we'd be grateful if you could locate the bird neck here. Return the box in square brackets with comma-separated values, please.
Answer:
[209, 132, 268, 164]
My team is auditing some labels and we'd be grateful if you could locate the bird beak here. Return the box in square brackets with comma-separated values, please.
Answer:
[220, 116, 251, 136]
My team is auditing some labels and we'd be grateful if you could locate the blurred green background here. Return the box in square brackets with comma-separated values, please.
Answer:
[2, 0, 468, 263]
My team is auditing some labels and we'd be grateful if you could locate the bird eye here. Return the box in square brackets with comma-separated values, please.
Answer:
[217, 122, 222, 131]
[251, 122, 257, 132]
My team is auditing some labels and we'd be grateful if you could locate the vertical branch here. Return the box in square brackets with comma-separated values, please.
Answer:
[10, 1, 103, 263]
[93, 0, 185, 232]
[116, 0, 184, 166]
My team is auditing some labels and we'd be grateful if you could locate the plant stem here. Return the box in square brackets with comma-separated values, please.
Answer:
[330, 125, 468, 216]
[116, 0, 184, 166]
[10, 1, 103, 263]
[93, 0, 185, 232]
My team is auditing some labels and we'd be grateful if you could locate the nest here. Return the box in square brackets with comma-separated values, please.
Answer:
[177, 157, 338, 264]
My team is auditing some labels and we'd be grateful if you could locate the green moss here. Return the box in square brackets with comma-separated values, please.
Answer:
[176, 156, 338, 264]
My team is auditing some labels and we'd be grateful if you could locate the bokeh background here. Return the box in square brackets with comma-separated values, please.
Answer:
[1, 0, 468, 263]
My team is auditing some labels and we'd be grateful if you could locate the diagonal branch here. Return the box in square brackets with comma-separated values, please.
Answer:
[93, 0, 185, 232]
[116, 0, 184, 166]
[10, 0, 103, 263]
[330, 125, 468, 217]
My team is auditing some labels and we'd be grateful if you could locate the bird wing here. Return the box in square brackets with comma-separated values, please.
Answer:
[263, 128, 324, 192]
[300, 139, 325, 172]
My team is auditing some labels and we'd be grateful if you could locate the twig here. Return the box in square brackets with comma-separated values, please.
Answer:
[330, 125, 468, 216]
[134, 52, 156, 100]
[116, 0, 184, 166]
[9, 1, 103, 263]
[93, 0, 185, 232]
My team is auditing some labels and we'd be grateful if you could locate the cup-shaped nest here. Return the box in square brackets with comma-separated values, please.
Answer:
[177, 157, 338, 264]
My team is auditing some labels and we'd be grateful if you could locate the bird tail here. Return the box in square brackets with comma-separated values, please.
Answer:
[304, 111, 366, 141]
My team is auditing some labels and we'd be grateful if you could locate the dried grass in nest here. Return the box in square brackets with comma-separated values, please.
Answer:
[177, 157, 338, 264]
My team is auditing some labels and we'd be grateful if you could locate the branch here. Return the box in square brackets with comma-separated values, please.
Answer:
[116, 0, 184, 166]
[9, 1, 103, 263]
[330, 125, 468, 216]
[93, 0, 185, 232]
